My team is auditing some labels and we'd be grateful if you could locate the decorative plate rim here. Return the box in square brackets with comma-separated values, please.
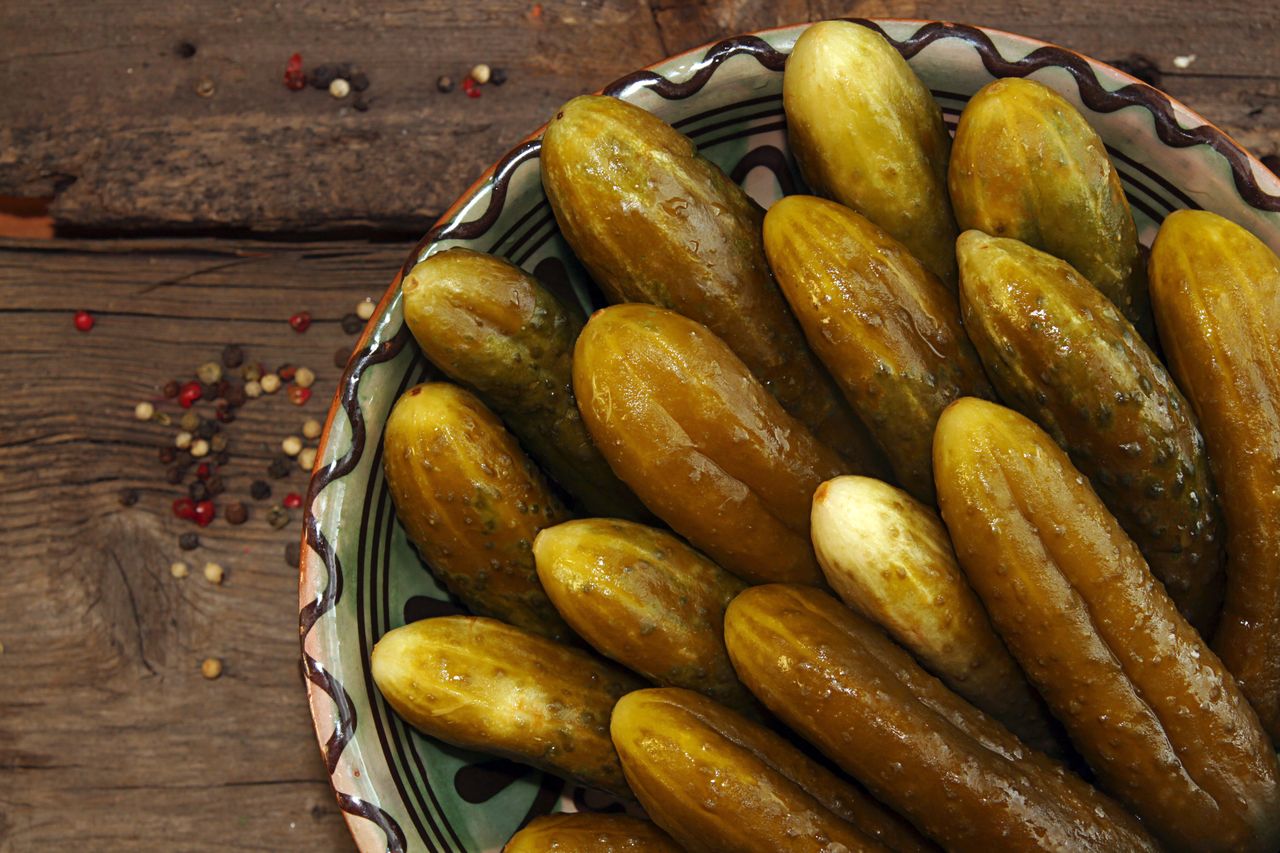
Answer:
[299, 18, 1280, 852]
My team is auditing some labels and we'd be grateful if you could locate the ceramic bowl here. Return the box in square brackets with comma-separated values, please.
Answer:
[300, 19, 1280, 853]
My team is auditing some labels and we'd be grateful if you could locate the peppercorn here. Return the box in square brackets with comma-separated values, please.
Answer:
[203, 561, 224, 583]
[353, 95, 369, 112]
[282, 435, 303, 457]
[309, 64, 336, 89]
[334, 346, 352, 369]
[250, 480, 272, 501]
[175, 431, 193, 450]
[283, 492, 303, 509]
[225, 384, 246, 407]
[242, 363, 263, 382]
[190, 439, 210, 458]
[225, 501, 248, 525]
[166, 465, 185, 485]
[215, 406, 236, 424]
[207, 474, 226, 497]
[462, 76, 481, 99]
[170, 561, 190, 578]
[163, 379, 181, 398]
[201, 657, 223, 679]
[193, 500, 215, 527]
[268, 457, 292, 479]
[196, 78, 215, 98]
[200, 382, 217, 401]
[490, 67, 508, 86]
[189, 481, 210, 502]
[179, 532, 200, 551]
[159, 445, 177, 464]
[470, 63, 491, 85]
[329, 78, 351, 98]
[285, 541, 302, 567]
[74, 310, 95, 332]
[288, 385, 312, 406]
[302, 418, 323, 440]
[197, 361, 223, 384]
[261, 373, 282, 394]
[221, 343, 244, 368]
[180, 410, 200, 432]
[178, 381, 203, 409]
[356, 298, 376, 320]
[244, 380, 263, 399]
[284, 52, 306, 91]
[341, 313, 363, 334]
[298, 447, 317, 471]
[153, 412, 172, 426]
[195, 419, 217, 440]
[436, 75, 454, 93]
[278, 364, 297, 382]
[267, 505, 290, 530]
[294, 367, 316, 389]
[215, 450, 230, 467]
[119, 488, 140, 507]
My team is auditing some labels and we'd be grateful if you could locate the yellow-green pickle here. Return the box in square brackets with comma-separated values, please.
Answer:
[381, 382, 573, 641]
[573, 304, 845, 585]
[725, 584, 1158, 852]
[610, 688, 932, 852]
[541, 93, 885, 471]
[401, 247, 649, 519]
[1149, 209, 1280, 744]
[957, 230, 1224, 632]
[503, 813, 682, 852]
[934, 398, 1280, 852]
[765, 195, 993, 502]
[784, 21, 958, 284]
[533, 518, 757, 714]
[949, 78, 1153, 337]
[370, 617, 643, 797]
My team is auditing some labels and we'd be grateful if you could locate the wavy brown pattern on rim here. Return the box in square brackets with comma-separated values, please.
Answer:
[303, 20, 1280, 852]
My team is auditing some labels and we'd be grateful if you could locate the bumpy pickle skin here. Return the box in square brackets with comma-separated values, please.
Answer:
[765, 196, 994, 502]
[783, 21, 958, 285]
[573, 304, 845, 586]
[503, 814, 682, 852]
[533, 518, 757, 715]
[957, 231, 1224, 633]
[401, 247, 649, 520]
[1148, 209, 1280, 744]
[381, 383, 573, 641]
[610, 688, 931, 853]
[724, 584, 1157, 853]
[949, 78, 1153, 338]
[810, 475, 1065, 757]
[370, 617, 643, 797]
[540, 94, 885, 473]
[934, 398, 1280, 852]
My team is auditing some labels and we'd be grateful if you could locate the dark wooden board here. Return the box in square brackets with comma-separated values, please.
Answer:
[1, 0, 1276, 234]
[0, 237, 413, 851]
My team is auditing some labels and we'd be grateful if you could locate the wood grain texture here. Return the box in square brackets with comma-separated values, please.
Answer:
[0, 0, 1276, 234]
[0, 237, 412, 851]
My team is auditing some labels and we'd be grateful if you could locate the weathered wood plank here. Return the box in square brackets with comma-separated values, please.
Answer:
[0, 237, 413, 851]
[1, 0, 1275, 234]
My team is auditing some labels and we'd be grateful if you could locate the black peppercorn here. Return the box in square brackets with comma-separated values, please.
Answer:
[221, 344, 245, 368]
[436, 75, 454, 93]
[309, 64, 336, 89]
[163, 380, 181, 398]
[225, 501, 249, 525]
[179, 532, 200, 551]
[166, 465, 185, 485]
[201, 382, 218, 401]
[250, 479, 272, 501]
[189, 480, 210, 502]
[119, 488, 140, 507]
[225, 384, 246, 407]
[268, 457, 292, 479]
[335, 62, 353, 79]
[206, 474, 226, 497]
[350, 71, 369, 92]
[215, 450, 231, 467]
[195, 419, 218, 440]
[159, 445, 177, 464]
[490, 67, 508, 86]
[353, 95, 369, 112]
[340, 313, 363, 334]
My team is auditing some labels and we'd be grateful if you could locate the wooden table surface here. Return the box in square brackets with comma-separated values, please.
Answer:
[1, 1, 1276, 850]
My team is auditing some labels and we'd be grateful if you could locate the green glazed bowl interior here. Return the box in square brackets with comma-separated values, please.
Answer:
[300, 18, 1280, 853]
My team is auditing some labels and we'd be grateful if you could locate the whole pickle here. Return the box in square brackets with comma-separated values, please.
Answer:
[934, 398, 1280, 852]
[382, 383, 572, 641]
[811, 475, 1064, 757]
[765, 196, 993, 501]
[370, 617, 643, 797]
[725, 585, 1158, 853]
[957, 231, 1224, 633]
[784, 21, 957, 284]
[1149, 209, 1280, 742]
[949, 78, 1152, 338]
[611, 688, 931, 853]
[533, 518, 756, 714]
[573, 304, 844, 585]
[504, 814, 682, 853]
[401, 247, 648, 520]
[541, 94, 885, 472]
